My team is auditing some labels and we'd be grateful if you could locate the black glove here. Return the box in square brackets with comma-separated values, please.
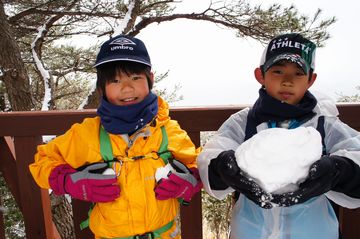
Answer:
[272, 155, 360, 207]
[208, 150, 273, 209]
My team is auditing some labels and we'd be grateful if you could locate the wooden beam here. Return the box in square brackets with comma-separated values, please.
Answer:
[0, 104, 359, 136]
[180, 131, 202, 239]
[0, 137, 20, 208]
[338, 104, 360, 131]
[0, 110, 96, 136]
[71, 200, 93, 239]
[40, 189, 59, 239]
[13, 136, 48, 239]
[340, 208, 360, 239]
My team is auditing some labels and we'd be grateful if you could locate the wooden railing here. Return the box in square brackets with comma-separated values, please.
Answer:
[0, 104, 360, 239]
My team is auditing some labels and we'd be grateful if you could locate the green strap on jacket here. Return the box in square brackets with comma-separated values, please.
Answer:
[80, 125, 173, 235]
[100, 125, 172, 164]
[157, 126, 172, 164]
[99, 125, 114, 162]
[101, 220, 174, 239]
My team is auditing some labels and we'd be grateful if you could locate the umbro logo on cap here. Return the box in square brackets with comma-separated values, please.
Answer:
[94, 35, 151, 67]
[109, 37, 136, 51]
[109, 37, 136, 46]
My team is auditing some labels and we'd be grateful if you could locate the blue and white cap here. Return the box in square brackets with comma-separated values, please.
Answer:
[260, 33, 316, 73]
[94, 35, 151, 68]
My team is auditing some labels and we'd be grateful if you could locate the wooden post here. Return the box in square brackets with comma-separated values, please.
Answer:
[0, 136, 19, 239]
[180, 131, 202, 239]
[72, 200, 93, 239]
[339, 208, 360, 239]
[13, 136, 50, 239]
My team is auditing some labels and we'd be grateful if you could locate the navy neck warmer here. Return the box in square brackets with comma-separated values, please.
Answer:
[245, 87, 317, 140]
[97, 92, 158, 134]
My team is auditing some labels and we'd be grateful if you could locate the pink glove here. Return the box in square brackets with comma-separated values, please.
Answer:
[49, 163, 120, 202]
[155, 159, 203, 204]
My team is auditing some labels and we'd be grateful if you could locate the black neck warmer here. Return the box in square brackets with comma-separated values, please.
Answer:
[245, 88, 317, 140]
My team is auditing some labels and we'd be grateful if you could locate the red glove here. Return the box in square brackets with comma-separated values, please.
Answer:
[49, 163, 120, 202]
[155, 159, 203, 204]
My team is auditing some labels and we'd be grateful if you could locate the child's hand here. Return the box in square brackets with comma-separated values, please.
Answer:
[49, 163, 120, 202]
[209, 150, 273, 209]
[272, 155, 359, 206]
[154, 159, 202, 204]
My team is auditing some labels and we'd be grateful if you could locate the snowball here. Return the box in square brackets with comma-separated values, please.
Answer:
[102, 168, 116, 175]
[155, 164, 174, 182]
[235, 127, 322, 193]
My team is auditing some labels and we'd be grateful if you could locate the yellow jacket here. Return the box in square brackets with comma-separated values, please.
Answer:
[29, 96, 199, 238]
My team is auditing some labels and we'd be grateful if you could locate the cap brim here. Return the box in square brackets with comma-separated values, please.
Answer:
[263, 53, 309, 73]
[94, 57, 151, 68]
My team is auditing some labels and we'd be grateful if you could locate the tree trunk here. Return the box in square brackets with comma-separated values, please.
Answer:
[0, 91, 5, 111]
[83, 89, 101, 109]
[0, 2, 33, 111]
[50, 194, 75, 239]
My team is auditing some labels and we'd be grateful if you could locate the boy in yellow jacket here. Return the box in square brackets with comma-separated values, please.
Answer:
[29, 35, 202, 239]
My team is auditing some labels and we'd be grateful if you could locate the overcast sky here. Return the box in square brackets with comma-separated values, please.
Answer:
[135, 0, 360, 106]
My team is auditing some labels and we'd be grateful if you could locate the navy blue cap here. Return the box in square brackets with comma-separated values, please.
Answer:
[260, 33, 316, 73]
[94, 35, 151, 68]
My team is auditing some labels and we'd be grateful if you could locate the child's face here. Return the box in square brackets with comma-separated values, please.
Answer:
[255, 61, 317, 105]
[105, 71, 153, 106]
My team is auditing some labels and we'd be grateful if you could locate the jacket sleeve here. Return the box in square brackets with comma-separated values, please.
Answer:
[29, 118, 102, 189]
[323, 116, 360, 208]
[197, 108, 250, 200]
[166, 120, 200, 169]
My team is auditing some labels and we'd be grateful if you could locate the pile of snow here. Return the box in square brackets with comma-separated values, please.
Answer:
[235, 127, 322, 193]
